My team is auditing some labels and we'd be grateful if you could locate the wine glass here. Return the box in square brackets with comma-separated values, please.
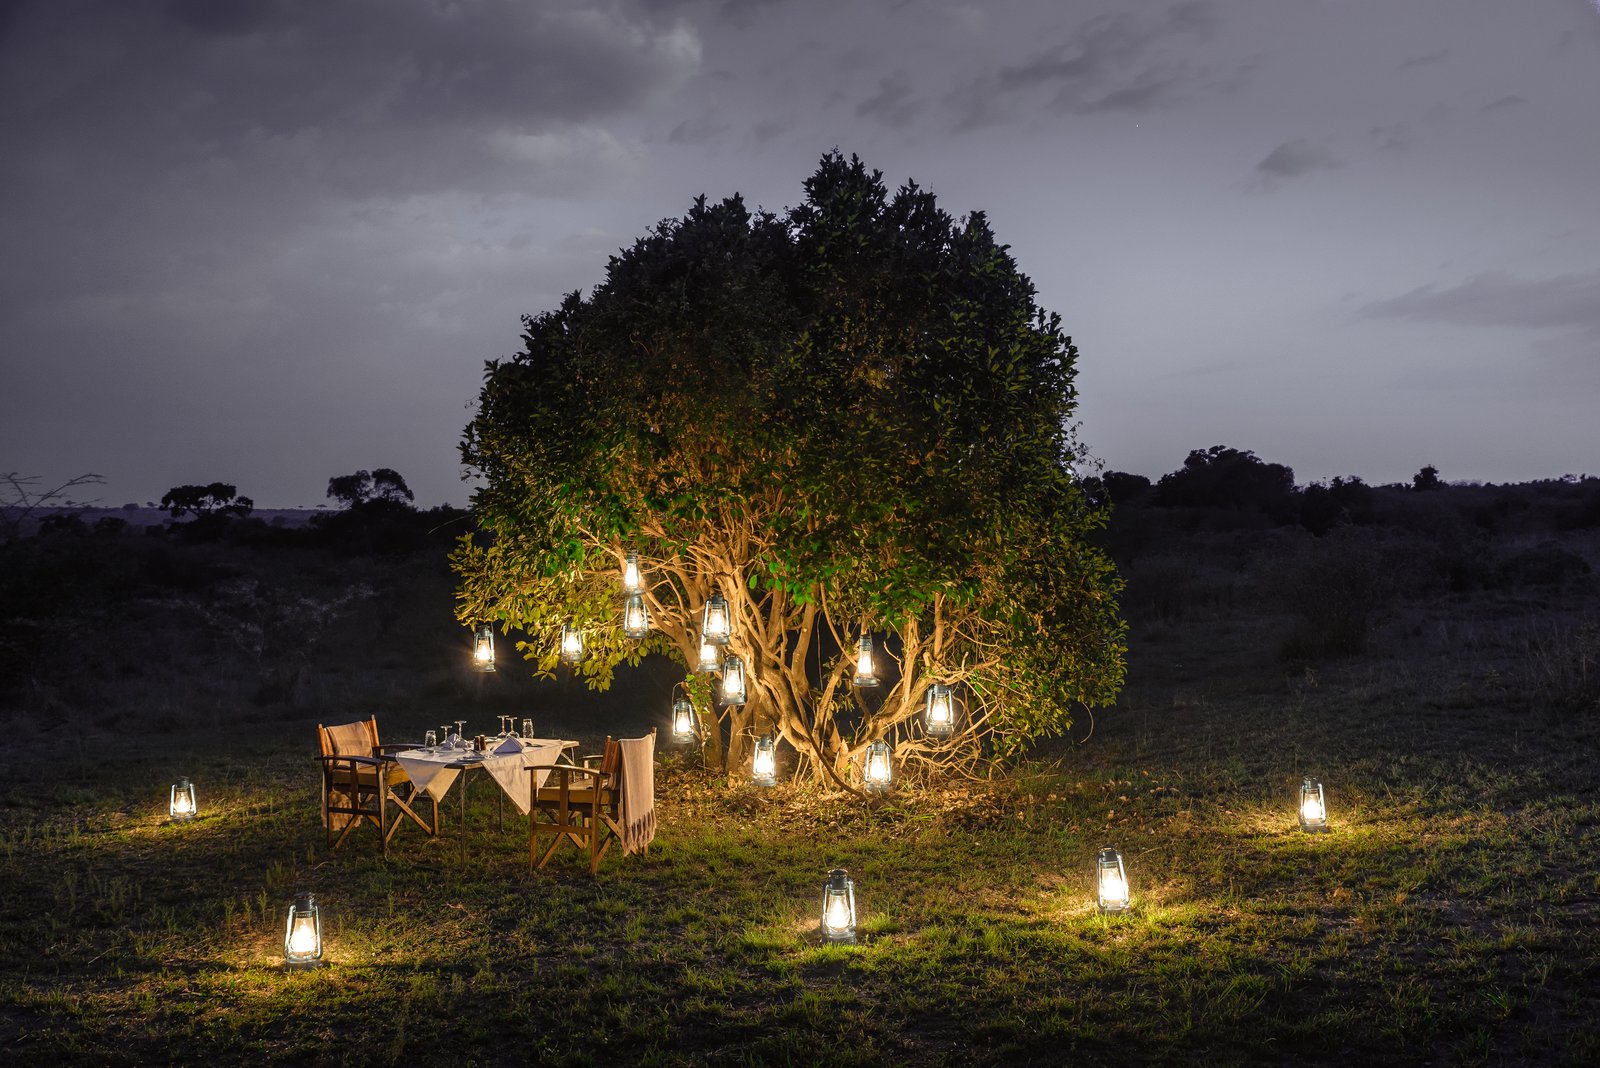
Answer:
[424, 729, 437, 753]
[440, 724, 453, 749]
[455, 719, 466, 742]
[498, 715, 510, 737]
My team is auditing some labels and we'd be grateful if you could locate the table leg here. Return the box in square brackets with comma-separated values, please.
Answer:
[497, 788, 504, 833]
[460, 769, 468, 864]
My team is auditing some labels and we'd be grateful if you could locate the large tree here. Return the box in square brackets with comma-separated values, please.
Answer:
[455, 154, 1125, 790]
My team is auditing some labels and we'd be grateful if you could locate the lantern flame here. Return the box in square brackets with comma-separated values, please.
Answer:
[1301, 795, 1325, 823]
[753, 746, 775, 779]
[287, 915, 318, 957]
[825, 893, 851, 933]
[1098, 868, 1129, 909]
[561, 625, 583, 663]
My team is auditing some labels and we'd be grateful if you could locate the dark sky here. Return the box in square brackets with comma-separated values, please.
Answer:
[2, 0, 1596, 508]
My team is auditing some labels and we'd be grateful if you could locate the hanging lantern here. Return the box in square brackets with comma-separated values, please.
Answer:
[852, 632, 879, 688]
[622, 551, 644, 594]
[697, 637, 721, 672]
[720, 654, 747, 706]
[1299, 778, 1328, 832]
[1096, 846, 1131, 914]
[701, 591, 732, 646]
[168, 777, 197, 821]
[623, 594, 650, 640]
[924, 683, 955, 738]
[819, 868, 858, 944]
[283, 891, 323, 968]
[472, 624, 496, 672]
[672, 695, 698, 743]
[862, 740, 892, 794]
[751, 733, 778, 786]
[560, 623, 584, 665]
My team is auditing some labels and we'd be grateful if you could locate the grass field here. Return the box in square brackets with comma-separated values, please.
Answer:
[1, 523, 1597, 1065]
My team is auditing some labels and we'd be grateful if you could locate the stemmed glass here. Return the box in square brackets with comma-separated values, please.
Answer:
[440, 723, 453, 749]
[498, 715, 510, 737]
[454, 719, 466, 744]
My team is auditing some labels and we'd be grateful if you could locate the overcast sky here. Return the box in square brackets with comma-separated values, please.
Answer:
[2, 0, 1596, 508]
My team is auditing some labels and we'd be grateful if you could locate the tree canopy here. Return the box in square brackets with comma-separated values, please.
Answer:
[160, 483, 253, 521]
[454, 153, 1126, 788]
[327, 468, 414, 509]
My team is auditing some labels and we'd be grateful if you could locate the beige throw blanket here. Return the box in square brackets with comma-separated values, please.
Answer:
[617, 734, 656, 855]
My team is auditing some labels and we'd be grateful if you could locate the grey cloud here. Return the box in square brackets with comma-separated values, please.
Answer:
[1365, 271, 1600, 335]
[1255, 139, 1341, 180]
[949, 1, 1224, 130]
[752, 116, 794, 143]
[1369, 123, 1414, 151]
[1482, 94, 1528, 113]
[669, 110, 732, 145]
[2, 0, 701, 200]
[1397, 48, 1448, 71]
[856, 73, 919, 129]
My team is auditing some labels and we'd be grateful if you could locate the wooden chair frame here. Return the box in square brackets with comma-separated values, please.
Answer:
[529, 733, 649, 876]
[317, 718, 437, 856]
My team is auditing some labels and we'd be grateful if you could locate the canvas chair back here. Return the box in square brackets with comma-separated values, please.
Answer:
[320, 718, 377, 758]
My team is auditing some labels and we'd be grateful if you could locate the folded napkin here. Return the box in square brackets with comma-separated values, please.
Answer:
[494, 736, 524, 755]
[617, 734, 656, 855]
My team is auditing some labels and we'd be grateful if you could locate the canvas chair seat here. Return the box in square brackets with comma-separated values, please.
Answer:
[318, 716, 437, 855]
[529, 729, 655, 876]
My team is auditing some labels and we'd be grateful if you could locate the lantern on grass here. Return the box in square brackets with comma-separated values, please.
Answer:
[472, 624, 496, 672]
[283, 891, 323, 968]
[720, 654, 747, 706]
[560, 623, 584, 665]
[820, 868, 858, 944]
[924, 683, 955, 738]
[1095, 846, 1131, 914]
[622, 551, 644, 594]
[1299, 778, 1328, 832]
[168, 777, 197, 821]
[862, 740, 892, 794]
[701, 591, 732, 646]
[672, 695, 698, 743]
[852, 632, 879, 688]
[751, 733, 778, 786]
[623, 594, 650, 640]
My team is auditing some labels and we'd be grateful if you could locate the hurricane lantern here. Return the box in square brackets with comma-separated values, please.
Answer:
[472, 624, 496, 672]
[168, 777, 197, 821]
[1299, 778, 1328, 832]
[622, 551, 644, 594]
[852, 632, 879, 688]
[862, 739, 893, 794]
[623, 593, 650, 640]
[751, 733, 777, 786]
[701, 591, 732, 646]
[672, 695, 698, 743]
[721, 653, 747, 706]
[1096, 846, 1131, 914]
[283, 891, 323, 967]
[697, 637, 720, 672]
[560, 623, 584, 665]
[820, 868, 858, 944]
[924, 683, 955, 738]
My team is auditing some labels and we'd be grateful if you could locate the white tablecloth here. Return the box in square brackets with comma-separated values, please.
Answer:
[394, 738, 569, 815]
